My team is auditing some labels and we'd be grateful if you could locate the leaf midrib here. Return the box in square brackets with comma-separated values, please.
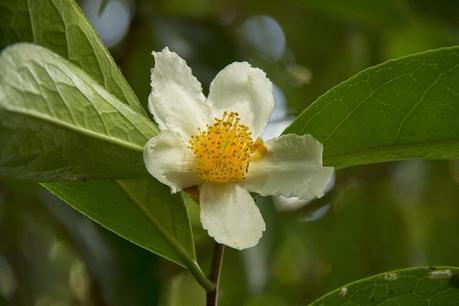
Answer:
[115, 180, 195, 264]
[43, 181, 184, 266]
[1, 104, 145, 153]
[326, 139, 459, 168]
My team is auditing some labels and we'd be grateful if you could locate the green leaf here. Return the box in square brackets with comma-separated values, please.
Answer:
[309, 266, 459, 305]
[285, 46, 459, 169]
[0, 0, 208, 286]
[43, 178, 213, 290]
[43, 179, 195, 266]
[0, 0, 146, 115]
[0, 43, 156, 180]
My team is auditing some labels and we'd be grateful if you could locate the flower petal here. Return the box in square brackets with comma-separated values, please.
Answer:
[242, 134, 333, 200]
[149, 47, 212, 140]
[200, 183, 265, 250]
[207, 62, 274, 137]
[143, 130, 201, 193]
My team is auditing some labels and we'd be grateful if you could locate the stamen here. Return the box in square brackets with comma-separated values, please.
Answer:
[251, 137, 267, 161]
[189, 112, 254, 183]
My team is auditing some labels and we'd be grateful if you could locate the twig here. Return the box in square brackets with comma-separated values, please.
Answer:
[206, 242, 225, 306]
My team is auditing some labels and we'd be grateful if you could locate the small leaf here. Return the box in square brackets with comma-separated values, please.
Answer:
[43, 178, 196, 267]
[309, 266, 459, 305]
[285, 46, 459, 169]
[0, 43, 156, 180]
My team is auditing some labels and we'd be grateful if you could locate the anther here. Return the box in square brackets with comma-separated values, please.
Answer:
[189, 112, 253, 183]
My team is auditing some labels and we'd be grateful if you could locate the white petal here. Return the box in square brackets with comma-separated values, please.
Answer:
[143, 130, 201, 193]
[149, 47, 212, 140]
[242, 134, 333, 200]
[200, 183, 265, 250]
[207, 62, 274, 137]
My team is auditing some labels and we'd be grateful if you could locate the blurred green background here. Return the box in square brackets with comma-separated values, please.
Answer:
[1, 0, 459, 305]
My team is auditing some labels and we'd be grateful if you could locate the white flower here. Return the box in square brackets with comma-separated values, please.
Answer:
[143, 47, 333, 250]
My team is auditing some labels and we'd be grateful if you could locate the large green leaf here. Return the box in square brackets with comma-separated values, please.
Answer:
[285, 46, 459, 169]
[0, 0, 206, 283]
[43, 178, 212, 290]
[310, 266, 459, 305]
[0, 43, 155, 180]
[44, 179, 196, 267]
[0, 0, 146, 115]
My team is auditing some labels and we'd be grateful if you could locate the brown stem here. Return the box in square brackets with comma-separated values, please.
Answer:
[206, 243, 225, 306]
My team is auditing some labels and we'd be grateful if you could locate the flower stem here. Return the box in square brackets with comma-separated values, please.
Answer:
[207, 242, 225, 306]
[186, 257, 215, 293]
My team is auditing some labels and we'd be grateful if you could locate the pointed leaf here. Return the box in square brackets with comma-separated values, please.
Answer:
[286, 46, 459, 168]
[0, 43, 155, 180]
[44, 179, 196, 266]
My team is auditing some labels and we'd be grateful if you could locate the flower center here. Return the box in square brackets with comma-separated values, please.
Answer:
[189, 111, 253, 183]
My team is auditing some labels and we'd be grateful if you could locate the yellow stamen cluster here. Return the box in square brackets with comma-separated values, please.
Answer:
[189, 112, 253, 183]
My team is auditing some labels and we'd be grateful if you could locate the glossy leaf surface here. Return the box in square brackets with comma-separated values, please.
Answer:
[286, 46, 459, 169]
[44, 179, 196, 267]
